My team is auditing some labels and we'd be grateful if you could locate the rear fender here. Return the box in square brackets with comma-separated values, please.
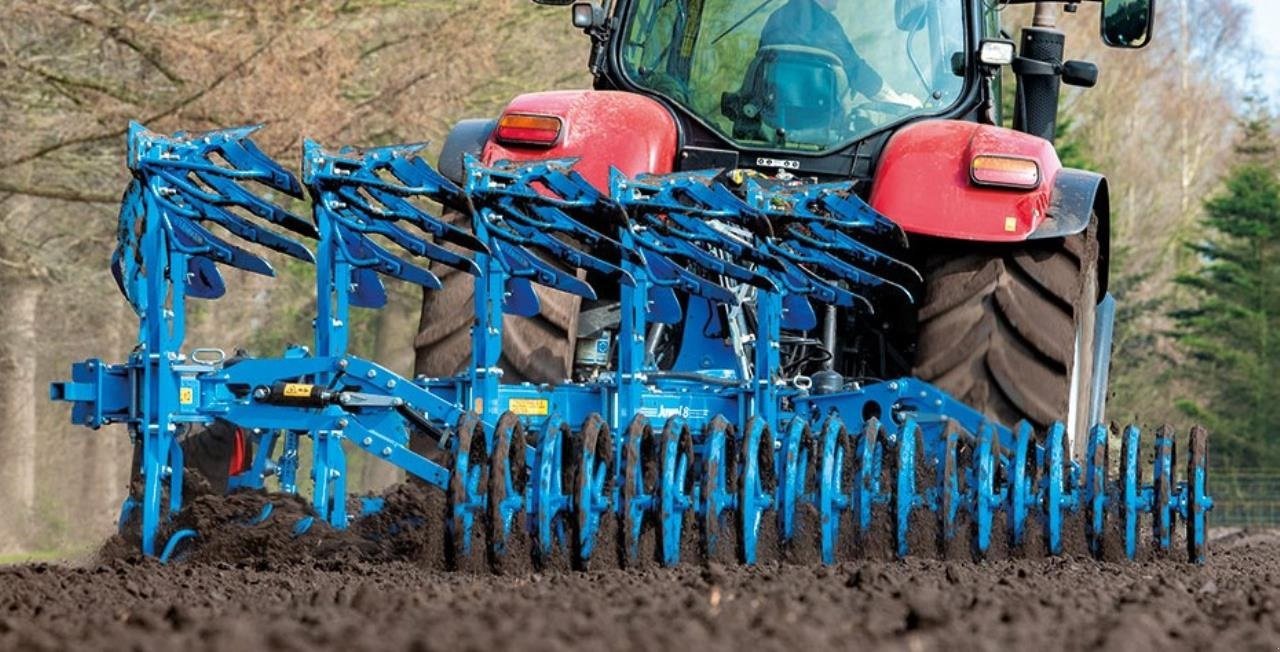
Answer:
[870, 119, 1110, 292]
[482, 90, 679, 191]
[870, 120, 1060, 242]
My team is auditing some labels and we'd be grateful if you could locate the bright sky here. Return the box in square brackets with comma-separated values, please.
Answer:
[1243, 0, 1280, 94]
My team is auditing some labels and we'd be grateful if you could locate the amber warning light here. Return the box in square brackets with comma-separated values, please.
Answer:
[495, 113, 563, 147]
[970, 155, 1041, 190]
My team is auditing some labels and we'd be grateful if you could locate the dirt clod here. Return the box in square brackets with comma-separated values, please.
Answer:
[1, 487, 1276, 651]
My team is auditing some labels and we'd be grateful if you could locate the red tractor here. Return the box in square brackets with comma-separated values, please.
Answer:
[415, 0, 1154, 454]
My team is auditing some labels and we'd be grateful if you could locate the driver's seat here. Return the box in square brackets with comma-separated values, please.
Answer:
[722, 45, 845, 146]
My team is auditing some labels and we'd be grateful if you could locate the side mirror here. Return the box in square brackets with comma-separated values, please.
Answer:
[1101, 0, 1154, 48]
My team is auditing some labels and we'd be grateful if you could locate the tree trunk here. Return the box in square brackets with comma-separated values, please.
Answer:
[0, 276, 42, 554]
[360, 296, 414, 491]
[81, 299, 132, 537]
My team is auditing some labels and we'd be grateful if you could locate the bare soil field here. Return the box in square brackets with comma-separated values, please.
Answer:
[1, 489, 1277, 652]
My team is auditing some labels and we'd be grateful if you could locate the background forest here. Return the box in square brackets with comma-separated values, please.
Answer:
[0, 0, 1273, 557]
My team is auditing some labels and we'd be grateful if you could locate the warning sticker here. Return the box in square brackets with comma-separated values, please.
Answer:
[283, 383, 313, 398]
[508, 397, 549, 416]
[179, 387, 194, 405]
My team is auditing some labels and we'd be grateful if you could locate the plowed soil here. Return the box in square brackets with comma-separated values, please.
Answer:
[2, 489, 1277, 652]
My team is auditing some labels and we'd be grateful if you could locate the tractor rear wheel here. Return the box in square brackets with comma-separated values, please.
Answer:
[412, 209, 581, 385]
[911, 222, 1100, 453]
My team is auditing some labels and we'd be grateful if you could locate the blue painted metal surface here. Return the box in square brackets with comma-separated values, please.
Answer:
[51, 123, 1213, 566]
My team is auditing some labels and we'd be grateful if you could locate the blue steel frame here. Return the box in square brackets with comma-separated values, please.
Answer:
[51, 124, 1213, 565]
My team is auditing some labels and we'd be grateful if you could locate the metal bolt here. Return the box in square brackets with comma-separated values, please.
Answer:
[888, 381, 899, 391]
[366, 370, 377, 379]
[337, 418, 348, 428]
[381, 447, 392, 457]
[337, 359, 349, 370]
[386, 379, 396, 389]
[362, 437, 373, 447]
[329, 469, 341, 479]
[392, 398, 404, 407]
[253, 388, 269, 400]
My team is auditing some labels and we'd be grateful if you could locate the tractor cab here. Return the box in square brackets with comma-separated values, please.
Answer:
[537, 0, 1153, 179]
[618, 0, 966, 156]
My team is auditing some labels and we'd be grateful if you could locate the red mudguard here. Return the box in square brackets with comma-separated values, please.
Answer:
[869, 120, 1063, 242]
[483, 90, 679, 191]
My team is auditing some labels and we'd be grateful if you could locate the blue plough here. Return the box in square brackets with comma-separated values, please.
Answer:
[51, 124, 1213, 566]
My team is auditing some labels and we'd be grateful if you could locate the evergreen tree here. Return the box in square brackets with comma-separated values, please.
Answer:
[1172, 90, 1280, 470]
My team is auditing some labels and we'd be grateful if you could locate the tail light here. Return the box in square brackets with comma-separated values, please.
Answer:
[494, 113, 563, 147]
[970, 155, 1040, 190]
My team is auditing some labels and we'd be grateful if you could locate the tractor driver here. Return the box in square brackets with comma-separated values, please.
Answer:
[759, 0, 921, 109]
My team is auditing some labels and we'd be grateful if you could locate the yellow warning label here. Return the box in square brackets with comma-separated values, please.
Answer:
[474, 398, 484, 414]
[283, 383, 313, 398]
[179, 387, 194, 405]
[1004, 216, 1018, 233]
[508, 398, 549, 416]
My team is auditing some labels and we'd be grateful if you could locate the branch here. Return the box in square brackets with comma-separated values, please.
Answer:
[41, 0, 185, 85]
[9, 59, 144, 105]
[0, 34, 280, 170]
[0, 179, 116, 204]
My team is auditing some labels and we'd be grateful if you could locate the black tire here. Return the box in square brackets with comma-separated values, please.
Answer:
[412, 209, 581, 386]
[128, 420, 249, 499]
[912, 222, 1100, 451]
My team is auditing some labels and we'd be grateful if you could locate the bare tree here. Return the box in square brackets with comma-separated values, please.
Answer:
[0, 0, 590, 551]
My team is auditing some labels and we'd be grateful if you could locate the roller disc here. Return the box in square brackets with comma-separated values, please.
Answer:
[446, 413, 487, 570]
[700, 416, 735, 560]
[895, 418, 920, 559]
[853, 419, 882, 537]
[817, 415, 850, 564]
[974, 424, 997, 556]
[1084, 424, 1109, 557]
[777, 417, 811, 544]
[620, 415, 654, 567]
[1186, 425, 1210, 564]
[1044, 422, 1066, 556]
[737, 417, 776, 565]
[940, 423, 962, 548]
[572, 413, 614, 570]
[1008, 421, 1034, 548]
[1120, 425, 1141, 560]
[534, 416, 573, 566]
[657, 418, 694, 566]
[1152, 425, 1175, 554]
[487, 411, 529, 573]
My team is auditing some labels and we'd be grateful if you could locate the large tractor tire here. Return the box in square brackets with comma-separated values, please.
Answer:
[413, 210, 582, 385]
[911, 223, 1100, 453]
[126, 420, 251, 508]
